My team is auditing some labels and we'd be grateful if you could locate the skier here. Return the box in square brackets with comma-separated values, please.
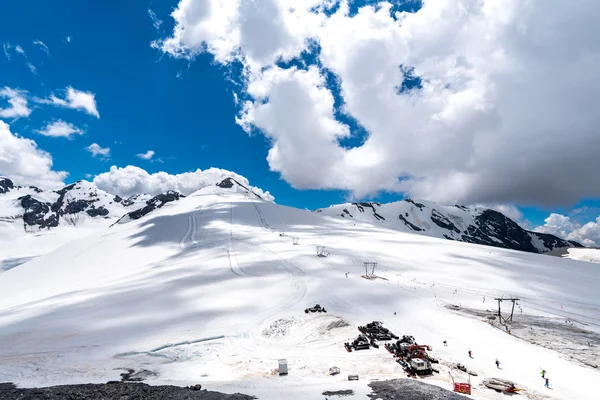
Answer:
[545, 378, 549, 388]
[468, 349, 472, 358]
[443, 340, 447, 346]
[495, 359, 500, 369]
[483, 296, 485, 303]
[541, 369, 546, 378]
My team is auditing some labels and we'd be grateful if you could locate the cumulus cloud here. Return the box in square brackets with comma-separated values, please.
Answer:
[0, 121, 67, 189]
[157, 0, 600, 207]
[535, 214, 600, 247]
[93, 165, 274, 201]
[36, 86, 100, 118]
[65, 36, 72, 43]
[86, 143, 110, 158]
[0, 87, 32, 119]
[136, 150, 155, 160]
[35, 120, 84, 138]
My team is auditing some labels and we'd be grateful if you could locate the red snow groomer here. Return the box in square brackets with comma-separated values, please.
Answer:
[386, 337, 438, 376]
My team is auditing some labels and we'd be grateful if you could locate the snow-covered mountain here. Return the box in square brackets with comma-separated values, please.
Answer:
[0, 184, 598, 399]
[315, 199, 581, 254]
[0, 177, 147, 232]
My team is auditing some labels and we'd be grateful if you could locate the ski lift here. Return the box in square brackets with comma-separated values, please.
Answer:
[317, 246, 329, 257]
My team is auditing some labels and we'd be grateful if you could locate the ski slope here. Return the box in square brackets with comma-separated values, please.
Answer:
[563, 248, 600, 264]
[0, 186, 599, 399]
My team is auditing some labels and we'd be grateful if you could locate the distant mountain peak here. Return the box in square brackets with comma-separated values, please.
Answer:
[215, 177, 263, 199]
[316, 199, 582, 254]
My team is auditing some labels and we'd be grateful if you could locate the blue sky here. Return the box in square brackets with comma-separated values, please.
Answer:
[1, 0, 599, 236]
[0, 0, 408, 210]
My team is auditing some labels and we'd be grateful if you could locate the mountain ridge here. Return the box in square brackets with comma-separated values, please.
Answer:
[0, 176, 583, 255]
[315, 199, 582, 254]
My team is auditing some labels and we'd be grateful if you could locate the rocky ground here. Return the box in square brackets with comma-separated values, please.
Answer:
[446, 304, 600, 369]
[0, 382, 256, 400]
[367, 379, 468, 400]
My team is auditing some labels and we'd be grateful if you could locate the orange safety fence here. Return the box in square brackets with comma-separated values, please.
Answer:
[454, 382, 472, 395]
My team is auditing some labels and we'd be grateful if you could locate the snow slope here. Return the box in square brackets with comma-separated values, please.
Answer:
[563, 248, 600, 263]
[0, 178, 183, 272]
[0, 187, 599, 399]
[316, 200, 580, 254]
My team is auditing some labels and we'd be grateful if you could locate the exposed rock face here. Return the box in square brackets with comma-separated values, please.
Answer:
[431, 209, 460, 233]
[0, 382, 256, 400]
[0, 178, 42, 195]
[216, 178, 235, 189]
[2, 179, 182, 232]
[316, 199, 582, 254]
[125, 191, 185, 221]
[0, 178, 14, 194]
[19, 195, 58, 228]
[216, 178, 263, 199]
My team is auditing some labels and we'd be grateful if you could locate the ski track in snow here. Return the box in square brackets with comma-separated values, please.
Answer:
[1, 190, 599, 399]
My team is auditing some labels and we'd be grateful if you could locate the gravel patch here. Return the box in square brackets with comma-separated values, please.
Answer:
[0, 382, 256, 400]
[367, 379, 468, 400]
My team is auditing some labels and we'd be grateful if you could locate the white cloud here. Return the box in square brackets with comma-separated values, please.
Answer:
[27, 63, 37, 75]
[14, 45, 25, 55]
[85, 173, 93, 179]
[3, 43, 11, 60]
[0, 121, 68, 189]
[33, 40, 50, 56]
[35, 120, 84, 138]
[535, 214, 600, 247]
[0, 87, 32, 119]
[93, 165, 274, 201]
[137, 150, 155, 160]
[158, 0, 600, 207]
[148, 9, 163, 30]
[36, 86, 100, 118]
[157, 0, 324, 67]
[66, 36, 72, 43]
[86, 143, 110, 158]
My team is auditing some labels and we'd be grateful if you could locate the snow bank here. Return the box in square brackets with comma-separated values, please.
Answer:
[0, 191, 598, 399]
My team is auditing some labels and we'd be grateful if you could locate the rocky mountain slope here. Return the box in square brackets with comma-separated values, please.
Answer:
[0, 176, 583, 255]
[0, 177, 183, 234]
[315, 199, 582, 254]
[0, 176, 274, 235]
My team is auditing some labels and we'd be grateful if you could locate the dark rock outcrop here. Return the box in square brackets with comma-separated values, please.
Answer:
[216, 178, 263, 199]
[316, 199, 582, 254]
[368, 379, 468, 400]
[0, 178, 14, 194]
[125, 191, 185, 221]
[0, 382, 256, 400]
[431, 209, 460, 233]
[398, 214, 423, 231]
[19, 195, 58, 228]
[405, 198, 425, 210]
